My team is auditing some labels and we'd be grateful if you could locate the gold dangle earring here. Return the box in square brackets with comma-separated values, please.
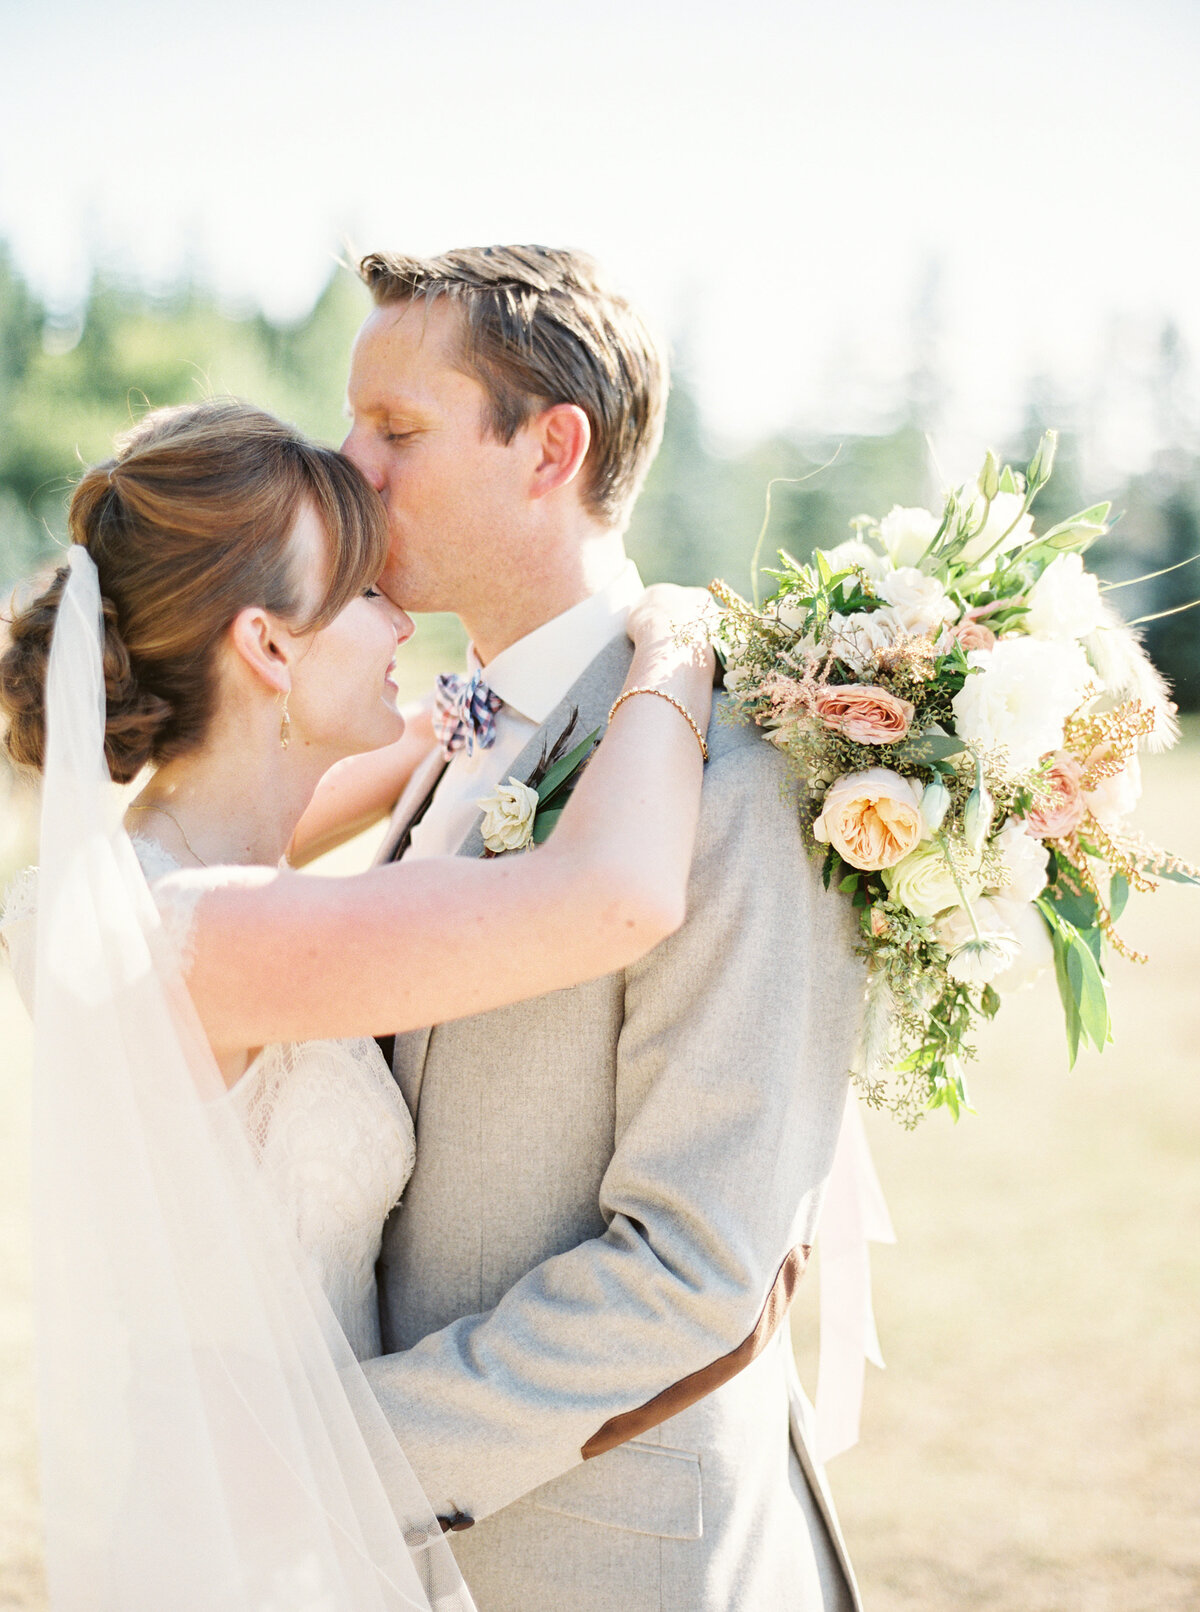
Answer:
[279, 691, 292, 751]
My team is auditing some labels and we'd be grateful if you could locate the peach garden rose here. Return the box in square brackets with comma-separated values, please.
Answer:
[813, 767, 925, 871]
[812, 683, 915, 745]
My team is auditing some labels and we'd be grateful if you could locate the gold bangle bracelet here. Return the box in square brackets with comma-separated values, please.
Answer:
[607, 686, 709, 763]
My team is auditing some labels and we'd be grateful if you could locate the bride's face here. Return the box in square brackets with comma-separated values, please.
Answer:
[284, 503, 414, 759]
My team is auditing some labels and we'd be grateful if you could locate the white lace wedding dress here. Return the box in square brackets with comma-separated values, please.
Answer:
[3, 835, 417, 1363]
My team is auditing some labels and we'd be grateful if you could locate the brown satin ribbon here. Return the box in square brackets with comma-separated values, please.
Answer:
[581, 1243, 811, 1461]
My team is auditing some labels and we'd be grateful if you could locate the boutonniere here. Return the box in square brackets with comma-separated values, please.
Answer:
[477, 709, 600, 856]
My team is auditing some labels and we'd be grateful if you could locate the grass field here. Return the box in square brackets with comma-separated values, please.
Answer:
[1, 742, 1197, 1610]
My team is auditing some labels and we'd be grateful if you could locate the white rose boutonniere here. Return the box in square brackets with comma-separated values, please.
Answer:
[478, 777, 540, 854]
[475, 709, 602, 857]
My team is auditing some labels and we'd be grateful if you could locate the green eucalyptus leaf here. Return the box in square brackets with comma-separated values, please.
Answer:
[1065, 927, 1110, 1050]
[838, 872, 859, 894]
[1045, 883, 1099, 931]
[904, 733, 970, 764]
[1109, 873, 1130, 921]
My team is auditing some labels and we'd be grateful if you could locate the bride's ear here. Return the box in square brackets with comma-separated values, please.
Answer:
[227, 608, 292, 697]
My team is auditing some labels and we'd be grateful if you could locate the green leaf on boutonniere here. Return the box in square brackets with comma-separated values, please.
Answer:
[530, 807, 566, 845]
[536, 729, 601, 805]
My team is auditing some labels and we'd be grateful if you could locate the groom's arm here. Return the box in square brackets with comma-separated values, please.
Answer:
[362, 717, 865, 1522]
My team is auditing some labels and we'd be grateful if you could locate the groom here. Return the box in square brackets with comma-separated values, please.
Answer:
[343, 245, 866, 1612]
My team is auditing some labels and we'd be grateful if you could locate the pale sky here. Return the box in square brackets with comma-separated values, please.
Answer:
[2, 0, 1197, 476]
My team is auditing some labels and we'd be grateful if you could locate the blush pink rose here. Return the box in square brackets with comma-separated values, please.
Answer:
[946, 618, 997, 653]
[813, 683, 915, 745]
[1023, 751, 1087, 839]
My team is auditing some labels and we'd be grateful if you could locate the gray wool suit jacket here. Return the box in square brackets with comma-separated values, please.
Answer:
[363, 631, 867, 1612]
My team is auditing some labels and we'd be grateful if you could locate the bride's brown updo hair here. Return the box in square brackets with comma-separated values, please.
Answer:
[0, 400, 388, 783]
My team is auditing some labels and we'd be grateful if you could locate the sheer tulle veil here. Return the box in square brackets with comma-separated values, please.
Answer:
[26, 546, 474, 1610]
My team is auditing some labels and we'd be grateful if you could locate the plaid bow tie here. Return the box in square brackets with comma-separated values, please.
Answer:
[433, 670, 503, 758]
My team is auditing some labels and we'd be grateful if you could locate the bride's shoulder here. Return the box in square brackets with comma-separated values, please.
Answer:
[130, 835, 269, 972]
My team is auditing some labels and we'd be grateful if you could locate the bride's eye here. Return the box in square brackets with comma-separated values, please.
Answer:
[362, 586, 382, 600]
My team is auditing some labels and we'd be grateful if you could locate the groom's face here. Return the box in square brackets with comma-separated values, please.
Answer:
[342, 299, 534, 616]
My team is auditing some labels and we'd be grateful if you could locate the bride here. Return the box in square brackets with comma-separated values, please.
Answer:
[0, 399, 714, 1611]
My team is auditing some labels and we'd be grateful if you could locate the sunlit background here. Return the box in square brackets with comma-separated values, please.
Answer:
[1, 2, 1198, 1608]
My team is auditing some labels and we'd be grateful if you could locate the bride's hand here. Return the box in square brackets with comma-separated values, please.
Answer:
[626, 584, 717, 734]
[627, 583, 715, 657]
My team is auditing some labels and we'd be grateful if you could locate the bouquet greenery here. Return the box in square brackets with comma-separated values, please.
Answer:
[711, 434, 1198, 1125]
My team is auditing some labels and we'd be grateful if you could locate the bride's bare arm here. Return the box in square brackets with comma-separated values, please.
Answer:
[171, 588, 715, 1067]
[286, 696, 437, 866]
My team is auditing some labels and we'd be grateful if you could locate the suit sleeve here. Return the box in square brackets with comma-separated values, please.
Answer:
[361, 726, 865, 1521]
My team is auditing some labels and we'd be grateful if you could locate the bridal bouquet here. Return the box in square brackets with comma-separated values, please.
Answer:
[711, 433, 1197, 1125]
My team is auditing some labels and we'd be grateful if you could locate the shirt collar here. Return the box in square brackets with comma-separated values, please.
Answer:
[469, 561, 644, 724]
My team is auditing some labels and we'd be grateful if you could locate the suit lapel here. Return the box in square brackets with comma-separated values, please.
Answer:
[454, 632, 635, 860]
[395, 631, 636, 1119]
[376, 749, 449, 867]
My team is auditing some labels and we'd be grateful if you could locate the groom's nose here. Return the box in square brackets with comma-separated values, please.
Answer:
[340, 428, 386, 494]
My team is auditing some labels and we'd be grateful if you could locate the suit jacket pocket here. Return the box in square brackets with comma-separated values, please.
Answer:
[528, 1439, 702, 1540]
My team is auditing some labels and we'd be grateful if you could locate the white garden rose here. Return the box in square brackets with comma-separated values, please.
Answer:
[988, 816, 1050, 903]
[877, 505, 940, 568]
[825, 608, 902, 673]
[818, 536, 888, 581]
[988, 897, 1055, 992]
[951, 637, 1093, 773]
[1024, 553, 1105, 642]
[883, 841, 984, 919]
[956, 489, 1035, 570]
[877, 567, 959, 637]
[775, 601, 810, 634]
[477, 776, 540, 853]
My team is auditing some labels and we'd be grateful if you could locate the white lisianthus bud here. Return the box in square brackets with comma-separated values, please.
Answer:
[956, 490, 1035, 570]
[1024, 553, 1105, 642]
[962, 781, 995, 856]
[919, 778, 952, 836]
[1027, 430, 1057, 488]
[978, 449, 1001, 502]
[877, 506, 941, 569]
[477, 777, 540, 854]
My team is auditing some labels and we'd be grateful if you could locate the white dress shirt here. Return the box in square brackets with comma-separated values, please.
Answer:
[406, 562, 645, 860]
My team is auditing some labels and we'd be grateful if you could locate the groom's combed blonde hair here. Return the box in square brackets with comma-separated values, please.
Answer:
[358, 245, 668, 529]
